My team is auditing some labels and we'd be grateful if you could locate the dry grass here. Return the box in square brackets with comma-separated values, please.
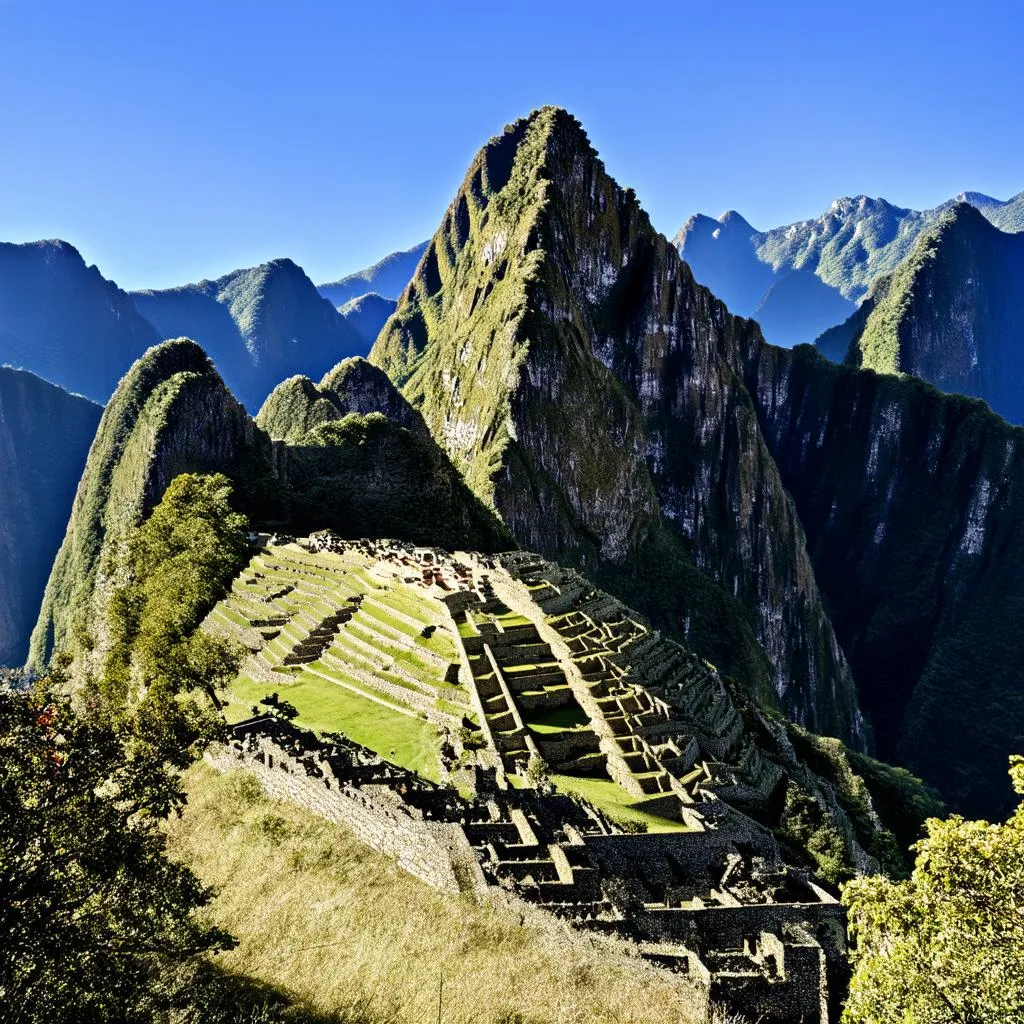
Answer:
[166, 763, 707, 1024]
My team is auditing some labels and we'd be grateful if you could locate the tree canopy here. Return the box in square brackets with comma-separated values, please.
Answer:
[843, 756, 1024, 1023]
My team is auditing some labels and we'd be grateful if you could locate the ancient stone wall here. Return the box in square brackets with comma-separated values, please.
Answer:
[206, 743, 484, 895]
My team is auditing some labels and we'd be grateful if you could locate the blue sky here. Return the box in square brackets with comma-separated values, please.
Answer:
[1, 0, 1021, 290]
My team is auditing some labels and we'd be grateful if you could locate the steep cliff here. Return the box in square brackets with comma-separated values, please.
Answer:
[745, 343, 1024, 815]
[0, 369, 101, 665]
[256, 357, 428, 442]
[0, 240, 160, 402]
[371, 108, 866, 747]
[821, 203, 1024, 424]
[132, 259, 365, 410]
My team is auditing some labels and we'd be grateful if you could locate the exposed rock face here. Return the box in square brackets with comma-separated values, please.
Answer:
[317, 241, 428, 307]
[338, 292, 398, 346]
[371, 108, 866, 748]
[0, 240, 160, 402]
[0, 368, 101, 665]
[132, 259, 365, 411]
[676, 190, 1024, 348]
[256, 357, 428, 442]
[818, 203, 1024, 424]
[28, 339, 508, 672]
[745, 343, 1024, 815]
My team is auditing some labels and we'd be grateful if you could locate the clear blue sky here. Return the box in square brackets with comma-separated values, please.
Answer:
[1, 0, 1021, 290]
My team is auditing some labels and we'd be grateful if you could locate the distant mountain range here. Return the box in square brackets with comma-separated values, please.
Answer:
[0, 240, 161, 402]
[0, 241, 423, 411]
[132, 258, 366, 410]
[675, 190, 1024, 347]
[317, 242, 427, 307]
[817, 203, 1024, 423]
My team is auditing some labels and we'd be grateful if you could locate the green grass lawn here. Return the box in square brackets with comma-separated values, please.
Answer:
[224, 673, 441, 782]
[550, 773, 691, 833]
[525, 704, 589, 734]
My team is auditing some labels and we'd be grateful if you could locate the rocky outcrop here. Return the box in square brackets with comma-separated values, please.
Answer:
[0, 369, 101, 665]
[371, 108, 866, 748]
[819, 203, 1024, 424]
[0, 240, 160, 402]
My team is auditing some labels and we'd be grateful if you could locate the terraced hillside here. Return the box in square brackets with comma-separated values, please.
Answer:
[204, 536, 949, 1021]
[205, 536, 474, 781]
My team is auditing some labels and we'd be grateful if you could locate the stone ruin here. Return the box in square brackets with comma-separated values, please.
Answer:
[208, 538, 849, 1023]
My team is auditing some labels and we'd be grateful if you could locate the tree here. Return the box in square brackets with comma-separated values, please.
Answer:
[842, 757, 1024, 1023]
[103, 473, 248, 769]
[0, 688, 233, 1023]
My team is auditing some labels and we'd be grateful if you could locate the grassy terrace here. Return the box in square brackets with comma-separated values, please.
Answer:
[225, 672, 441, 782]
[551, 774, 691, 834]
[525, 705, 589, 734]
[210, 544, 478, 784]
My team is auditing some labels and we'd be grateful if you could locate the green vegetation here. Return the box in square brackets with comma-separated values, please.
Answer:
[551, 774, 690, 834]
[225, 672, 442, 782]
[167, 763, 704, 1024]
[787, 724, 944, 875]
[0, 685, 325, 1024]
[842, 757, 1024, 1023]
[525, 705, 589, 734]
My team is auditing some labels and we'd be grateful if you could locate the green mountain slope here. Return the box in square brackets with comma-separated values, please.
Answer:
[27, 339, 508, 672]
[824, 203, 1024, 424]
[0, 368, 101, 665]
[370, 108, 866, 748]
[256, 357, 427, 442]
[132, 259, 365, 411]
[0, 240, 161, 402]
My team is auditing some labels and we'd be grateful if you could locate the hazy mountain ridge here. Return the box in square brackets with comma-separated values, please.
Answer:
[0, 368, 101, 665]
[337, 292, 397, 347]
[317, 241, 428, 307]
[0, 240, 161, 402]
[822, 203, 1024, 423]
[132, 259, 366, 411]
[675, 190, 1023, 347]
